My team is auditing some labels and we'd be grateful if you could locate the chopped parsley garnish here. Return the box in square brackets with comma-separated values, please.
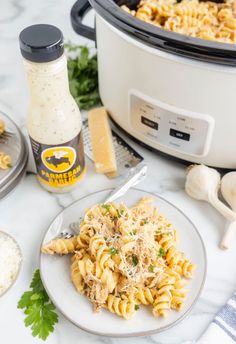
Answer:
[142, 218, 148, 224]
[129, 230, 137, 236]
[116, 209, 124, 218]
[158, 248, 165, 257]
[132, 255, 138, 267]
[7, 163, 12, 168]
[104, 237, 108, 241]
[149, 265, 154, 273]
[109, 247, 118, 256]
[101, 204, 111, 212]
[135, 305, 140, 311]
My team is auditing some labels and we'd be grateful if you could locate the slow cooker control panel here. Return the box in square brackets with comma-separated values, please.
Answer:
[129, 91, 214, 157]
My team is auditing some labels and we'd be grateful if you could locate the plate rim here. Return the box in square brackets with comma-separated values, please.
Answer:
[39, 188, 207, 338]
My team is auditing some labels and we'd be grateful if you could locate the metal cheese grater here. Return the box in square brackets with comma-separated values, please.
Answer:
[82, 119, 144, 178]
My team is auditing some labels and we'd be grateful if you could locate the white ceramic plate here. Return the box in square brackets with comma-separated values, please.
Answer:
[40, 188, 206, 337]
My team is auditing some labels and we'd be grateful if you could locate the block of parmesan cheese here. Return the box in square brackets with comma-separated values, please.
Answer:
[88, 107, 117, 174]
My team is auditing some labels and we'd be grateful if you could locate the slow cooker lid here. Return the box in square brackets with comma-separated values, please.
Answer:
[89, 0, 236, 66]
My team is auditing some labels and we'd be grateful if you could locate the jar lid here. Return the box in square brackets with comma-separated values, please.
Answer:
[19, 24, 64, 63]
[0, 111, 28, 199]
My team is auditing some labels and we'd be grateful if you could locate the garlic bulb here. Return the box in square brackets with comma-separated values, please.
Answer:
[185, 164, 236, 222]
[185, 164, 220, 200]
[220, 172, 236, 249]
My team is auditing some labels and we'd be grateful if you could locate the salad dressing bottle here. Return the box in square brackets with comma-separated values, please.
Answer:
[19, 24, 86, 193]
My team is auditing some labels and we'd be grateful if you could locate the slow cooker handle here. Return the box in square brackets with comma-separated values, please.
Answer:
[70, 0, 95, 41]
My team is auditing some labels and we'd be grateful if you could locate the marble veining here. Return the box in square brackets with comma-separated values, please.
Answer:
[0, 0, 236, 343]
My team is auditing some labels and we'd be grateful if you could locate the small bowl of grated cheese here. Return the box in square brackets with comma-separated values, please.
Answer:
[0, 231, 22, 296]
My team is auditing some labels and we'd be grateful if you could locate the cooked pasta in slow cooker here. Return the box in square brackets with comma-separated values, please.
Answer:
[121, 0, 236, 43]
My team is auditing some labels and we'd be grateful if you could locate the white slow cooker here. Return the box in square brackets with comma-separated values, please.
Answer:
[71, 0, 236, 169]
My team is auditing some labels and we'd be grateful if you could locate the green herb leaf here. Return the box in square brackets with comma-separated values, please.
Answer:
[109, 247, 118, 256]
[129, 230, 137, 236]
[18, 269, 58, 341]
[18, 291, 34, 309]
[101, 204, 111, 212]
[30, 269, 45, 293]
[158, 248, 165, 257]
[116, 209, 124, 218]
[7, 163, 12, 168]
[142, 218, 148, 224]
[132, 255, 138, 267]
[65, 43, 101, 110]
[149, 265, 154, 273]
[135, 305, 140, 310]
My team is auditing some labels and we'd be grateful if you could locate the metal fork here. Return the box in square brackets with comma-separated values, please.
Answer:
[0, 131, 13, 144]
[53, 163, 147, 240]
[52, 230, 75, 240]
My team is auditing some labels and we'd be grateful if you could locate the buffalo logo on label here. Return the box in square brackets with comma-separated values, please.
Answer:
[41, 147, 76, 173]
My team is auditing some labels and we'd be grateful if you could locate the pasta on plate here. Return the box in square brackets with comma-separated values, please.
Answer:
[0, 118, 12, 170]
[0, 119, 5, 135]
[0, 151, 11, 170]
[41, 197, 196, 319]
[121, 0, 236, 43]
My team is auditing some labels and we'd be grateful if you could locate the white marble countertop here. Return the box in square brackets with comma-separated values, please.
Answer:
[1, 0, 236, 343]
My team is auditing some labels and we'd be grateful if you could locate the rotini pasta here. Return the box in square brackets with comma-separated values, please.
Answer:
[153, 274, 175, 317]
[0, 118, 12, 170]
[135, 287, 155, 305]
[171, 279, 187, 311]
[0, 152, 11, 170]
[71, 254, 85, 294]
[41, 236, 78, 255]
[121, 0, 236, 44]
[105, 294, 136, 319]
[0, 119, 5, 135]
[41, 197, 196, 319]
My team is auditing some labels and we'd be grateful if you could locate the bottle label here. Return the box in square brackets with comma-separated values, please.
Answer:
[30, 133, 85, 188]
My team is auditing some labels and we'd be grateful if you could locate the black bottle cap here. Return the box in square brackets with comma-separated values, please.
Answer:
[19, 24, 64, 63]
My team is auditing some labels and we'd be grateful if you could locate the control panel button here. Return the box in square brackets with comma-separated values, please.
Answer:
[170, 128, 190, 141]
[141, 116, 159, 130]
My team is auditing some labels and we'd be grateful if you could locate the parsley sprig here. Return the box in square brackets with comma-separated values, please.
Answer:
[18, 269, 58, 341]
[65, 43, 101, 110]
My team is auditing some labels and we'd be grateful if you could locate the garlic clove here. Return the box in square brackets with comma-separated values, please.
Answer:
[220, 220, 236, 250]
[221, 172, 236, 211]
[220, 172, 236, 249]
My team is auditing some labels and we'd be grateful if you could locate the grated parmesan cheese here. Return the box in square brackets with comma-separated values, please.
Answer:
[0, 232, 22, 296]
